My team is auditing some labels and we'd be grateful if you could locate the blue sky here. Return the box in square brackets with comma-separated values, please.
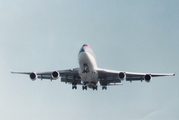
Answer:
[0, 0, 179, 120]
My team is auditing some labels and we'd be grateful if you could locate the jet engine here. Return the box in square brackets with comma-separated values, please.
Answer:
[51, 71, 60, 80]
[118, 72, 126, 80]
[30, 72, 37, 81]
[144, 74, 152, 82]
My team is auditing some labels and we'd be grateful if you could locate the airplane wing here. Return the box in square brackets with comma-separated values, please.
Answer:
[11, 68, 175, 87]
[11, 68, 82, 85]
[97, 68, 175, 86]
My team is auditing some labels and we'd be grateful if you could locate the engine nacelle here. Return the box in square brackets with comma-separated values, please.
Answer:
[30, 72, 37, 81]
[51, 71, 60, 80]
[145, 74, 152, 82]
[118, 72, 126, 80]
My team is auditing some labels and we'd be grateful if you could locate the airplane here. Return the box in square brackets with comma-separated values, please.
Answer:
[11, 44, 175, 90]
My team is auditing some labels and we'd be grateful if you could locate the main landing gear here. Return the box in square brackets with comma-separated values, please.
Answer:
[72, 83, 77, 89]
[102, 86, 107, 90]
[82, 86, 98, 90]
[82, 85, 87, 90]
[93, 86, 98, 90]
[72, 85, 77, 89]
[72, 83, 107, 90]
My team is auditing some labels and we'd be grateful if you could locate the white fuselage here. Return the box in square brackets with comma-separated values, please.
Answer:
[78, 51, 98, 86]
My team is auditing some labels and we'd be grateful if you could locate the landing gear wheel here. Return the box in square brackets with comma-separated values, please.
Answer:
[72, 85, 77, 90]
[93, 86, 98, 90]
[82, 85, 87, 90]
[102, 86, 107, 90]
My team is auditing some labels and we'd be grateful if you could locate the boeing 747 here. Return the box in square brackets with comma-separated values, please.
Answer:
[11, 44, 175, 90]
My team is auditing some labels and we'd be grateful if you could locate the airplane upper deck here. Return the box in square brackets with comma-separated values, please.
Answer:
[78, 44, 95, 58]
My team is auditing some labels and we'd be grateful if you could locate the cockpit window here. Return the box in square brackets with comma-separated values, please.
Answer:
[83, 44, 92, 49]
[83, 44, 88, 47]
